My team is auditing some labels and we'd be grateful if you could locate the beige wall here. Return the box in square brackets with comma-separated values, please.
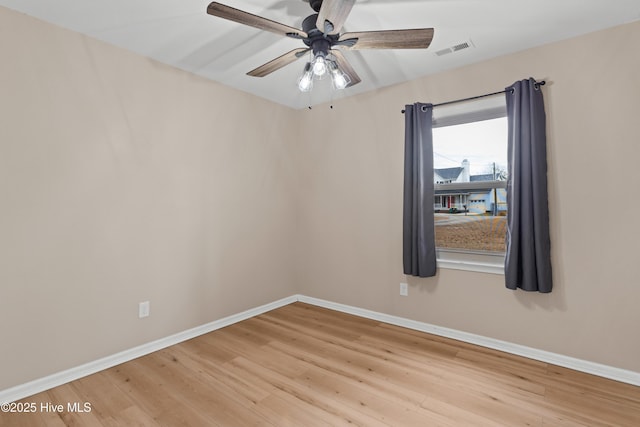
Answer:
[295, 20, 640, 373]
[0, 8, 298, 390]
[2, 5, 639, 392]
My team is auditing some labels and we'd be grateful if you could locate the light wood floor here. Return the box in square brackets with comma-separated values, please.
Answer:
[3, 302, 640, 426]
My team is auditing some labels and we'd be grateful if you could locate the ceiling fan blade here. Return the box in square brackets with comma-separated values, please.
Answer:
[247, 48, 311, 77]
[331, 50, 361, 87]
[339, 28, 434, 50]
[207, 2, 307, 40]
[316, 0, 356, 35]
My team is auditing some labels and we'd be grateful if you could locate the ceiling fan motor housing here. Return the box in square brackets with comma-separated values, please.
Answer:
[309, 0, 323, 13]
[301, 14, 321, 35]
[302, 13, 339, 54]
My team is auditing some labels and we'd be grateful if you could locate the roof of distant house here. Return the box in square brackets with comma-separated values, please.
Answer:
[434, 167, 463, 180]
[470, 174, 495, 182]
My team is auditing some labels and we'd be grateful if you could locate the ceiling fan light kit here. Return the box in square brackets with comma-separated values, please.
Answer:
[297, 62, 314, 92]
[299, 50, 351, 92]
[206, 0, 434, 94]
[329, 59, 351, 90]
[311, 52, 328, 78]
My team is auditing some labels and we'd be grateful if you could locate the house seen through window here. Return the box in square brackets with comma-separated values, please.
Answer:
[432, 113, 508, 254]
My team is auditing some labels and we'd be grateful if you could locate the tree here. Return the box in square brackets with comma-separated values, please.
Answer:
[482, 163, 508, 180]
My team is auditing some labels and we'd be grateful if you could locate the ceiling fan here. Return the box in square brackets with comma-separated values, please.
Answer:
[206, 0, 434, 92]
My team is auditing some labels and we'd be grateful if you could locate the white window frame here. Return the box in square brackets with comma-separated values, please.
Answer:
[432, 95, 507, 275]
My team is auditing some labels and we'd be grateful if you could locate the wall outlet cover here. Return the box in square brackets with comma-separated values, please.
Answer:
[400, 283, 408, 296]
[139, 301, 150, 318]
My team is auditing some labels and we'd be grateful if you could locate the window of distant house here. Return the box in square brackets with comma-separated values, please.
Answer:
[431, 96, 508, 274]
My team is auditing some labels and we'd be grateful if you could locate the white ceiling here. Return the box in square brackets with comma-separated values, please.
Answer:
[2, 0, 639, 109]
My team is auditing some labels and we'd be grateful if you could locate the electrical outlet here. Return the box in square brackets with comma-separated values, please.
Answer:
[400, 283, 408, 296]
[139, 301, 150, 318]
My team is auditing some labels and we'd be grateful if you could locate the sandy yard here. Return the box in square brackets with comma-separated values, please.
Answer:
[434, 214, 507, 252]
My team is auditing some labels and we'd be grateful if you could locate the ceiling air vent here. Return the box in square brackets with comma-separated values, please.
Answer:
[435, 40, 474, 57]
[452, 42, 471, 51]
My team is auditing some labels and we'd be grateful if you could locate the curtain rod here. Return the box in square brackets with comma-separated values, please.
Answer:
[401, 80, 546, 113]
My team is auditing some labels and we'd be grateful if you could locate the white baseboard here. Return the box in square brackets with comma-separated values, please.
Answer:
[0, 295, 297, 404]
[3, 293, 639, 404]
[296, 295, 640, 387]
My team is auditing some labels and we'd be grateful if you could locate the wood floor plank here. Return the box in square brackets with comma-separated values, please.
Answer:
[266, 338, 429, 409]
[4, 302, 640, 426]
[297, 363, 458, 427]
[164, 345, 272, 406]
[265, 318, 545, 425]
[544, 385, 640, 427]
[44, 384, 104, 427]
[545, 364, 640, 405]
[228, 356, 384, 426]
[106, 359, 216, 427]
[177, 334, 238, 365]
[100, 405, 162, 427]
[67, 371, 136, 422]
[252, 394, 335, 427]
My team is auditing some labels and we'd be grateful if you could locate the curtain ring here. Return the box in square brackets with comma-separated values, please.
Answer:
[534, 80, 545, 91]
[421, 105, 428, 112]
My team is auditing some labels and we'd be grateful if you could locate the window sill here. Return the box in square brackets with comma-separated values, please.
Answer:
[436, 249, 505, 275]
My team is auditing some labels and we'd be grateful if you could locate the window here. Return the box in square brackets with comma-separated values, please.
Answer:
[431, 96, 508, 274]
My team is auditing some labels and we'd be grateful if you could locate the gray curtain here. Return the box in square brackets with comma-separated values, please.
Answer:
[505, 78, 553, 292]
[403, 103, 437, 277]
